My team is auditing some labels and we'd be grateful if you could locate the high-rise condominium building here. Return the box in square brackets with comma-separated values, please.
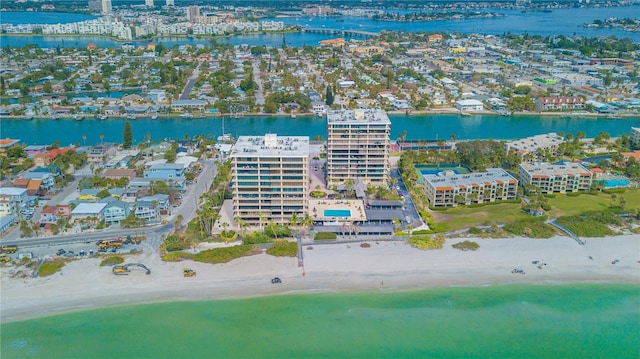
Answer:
[326, 109, 391, 187]
[187, 6, 200, 22]
[101, 0, 112, 14]
[231, 134, 309, 226]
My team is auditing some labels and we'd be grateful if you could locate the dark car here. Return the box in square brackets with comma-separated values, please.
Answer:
[56, 249, 66, 255]
[271, 277, 282, 284]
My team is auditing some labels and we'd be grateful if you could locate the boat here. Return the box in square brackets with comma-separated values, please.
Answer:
[179, 112, 193, 119]
[151, 114, 159, 120]
[290, 112, 297, 119]
[53, 114, 61, 120]
[127, 114, 136, 120]
[25, 116, 34, 121]
[73, 114, 84, 121]
[458, 111, 470, 117]
[97, 114, 108, 120]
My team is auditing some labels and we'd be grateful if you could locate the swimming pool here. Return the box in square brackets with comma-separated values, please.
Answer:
[324, 209, 351, 217]
[603, 179, 630, 188]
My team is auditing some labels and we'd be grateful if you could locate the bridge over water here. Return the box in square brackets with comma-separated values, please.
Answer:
[302, 28, 380, 38]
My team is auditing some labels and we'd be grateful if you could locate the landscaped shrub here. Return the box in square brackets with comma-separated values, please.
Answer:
[310, 191, 327, 198]
[266, 240, 298, 257]
[264, 225, 293, 238]
[408, 235, 444, 250]
[164, 233, 191, 252]
[100, 255, 124, 266]
[38, 259, 66, 277]
[220, 230, 238, 242]
[314, 232, 337, 240]
[452, 241, 480, 251]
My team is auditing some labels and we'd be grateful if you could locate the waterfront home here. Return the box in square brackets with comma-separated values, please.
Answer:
[100, 198, 131, 224]
[134, 194, 170, 220]
[171, 99, 206, 111]
[70, 202, 107, 223]
[455, 99, 484, 112]
[535, 96, 585, 111]
[146, 89, 167, 103]
[24, 145, 47, 158]
[86, 143, 117, 166]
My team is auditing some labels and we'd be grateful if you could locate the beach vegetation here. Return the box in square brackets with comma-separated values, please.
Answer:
[38, 259, 65, 277]
[452, 241, 480, 251]
[314, 232, 337, 241]
[100, 256, 124, 266]
[408, 235, 445, 250]
[503, 219, 556, 238]
[556, 212, 619, 237]
[264, 224, 293, 238]
[162, 245, 261, 264]
[266, 240, 297, 257]
[162, 233, 192, 252]
[220, 230, 238, 242]
[242, 232, 273, 245]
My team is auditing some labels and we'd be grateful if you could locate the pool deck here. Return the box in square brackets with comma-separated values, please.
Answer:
[310, 199, 367, 222]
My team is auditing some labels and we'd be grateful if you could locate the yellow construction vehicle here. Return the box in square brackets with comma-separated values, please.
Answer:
[0, 254, 11, 263]
[112, 265, 128, 275]
[112, 263, 151, 275]
[183, 268, 196, 277]
[1, 245, 18, 254]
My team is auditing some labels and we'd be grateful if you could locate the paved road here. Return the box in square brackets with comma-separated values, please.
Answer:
[179, 68, 200, 100]
[252, 59, 265, 106]
[1, 160, 218, 252]
[391, 169, 424, 230]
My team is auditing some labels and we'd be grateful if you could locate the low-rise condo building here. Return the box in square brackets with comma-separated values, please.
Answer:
[631, 127, 640, 150]
[326, 109, 390, 187]
[422, 168, 518, 207]
[231, 134, 309, 226]
[518, 162, 592, 194]
[505, 133, 564, 162]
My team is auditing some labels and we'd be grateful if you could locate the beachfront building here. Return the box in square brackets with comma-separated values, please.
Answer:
[518, 162, 592, 194]
[504, 133, 564, 162]
[631, 127, 640, 150]
[455, 99, 484, 112]
[422, 168, 518, 208]
[231, 134, 309, 226]
[326, 109, 391, 187]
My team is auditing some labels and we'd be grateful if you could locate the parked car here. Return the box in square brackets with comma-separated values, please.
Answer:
[271, 277, 282, 284]
[56, 249, 66, 255]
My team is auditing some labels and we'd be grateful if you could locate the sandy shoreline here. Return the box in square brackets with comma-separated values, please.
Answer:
[2, 234, 639, 322]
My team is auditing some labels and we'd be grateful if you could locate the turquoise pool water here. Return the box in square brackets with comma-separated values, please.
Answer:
[324, 209, 351, 217]
[604, 179, 630, 188]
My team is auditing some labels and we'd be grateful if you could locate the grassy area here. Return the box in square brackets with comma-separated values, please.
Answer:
[547, 190, 640, 217]
[432, 202, 529, 232]
[38, 259, 66, 277]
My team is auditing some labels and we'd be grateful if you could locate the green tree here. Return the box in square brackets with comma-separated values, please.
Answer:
[325, 85, 334, 106]
[123, 121, 133, 149]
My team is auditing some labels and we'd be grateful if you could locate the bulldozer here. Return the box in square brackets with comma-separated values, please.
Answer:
[1, 245, 18, 254]
[0, 254, 11, 263]
[183, 268, 196, 277]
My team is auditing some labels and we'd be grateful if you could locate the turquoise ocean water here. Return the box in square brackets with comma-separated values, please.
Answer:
[2, 284, 639, 358]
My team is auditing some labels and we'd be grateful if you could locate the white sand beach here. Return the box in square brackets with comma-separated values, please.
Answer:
[2, 235, 639, 322]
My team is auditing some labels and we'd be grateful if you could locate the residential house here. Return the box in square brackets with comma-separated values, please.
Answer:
[103, 169, 137, 182]
[23, 171, 55, 190]
[143, 163, 186, 189]
[0, 187, 28, 208]
[100, 198, 131, 224]
[24, 145, 47, 158]
[134, 194, 169, 220]
[70, 202, 107, 222]
[87, 143, 117, 166]
[0, 197, 13, 217]
[455, 99, 484, 112]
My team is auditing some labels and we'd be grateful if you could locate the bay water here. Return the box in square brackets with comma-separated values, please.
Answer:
[3, 115, 639, 146]
[1, 284, 638, 358]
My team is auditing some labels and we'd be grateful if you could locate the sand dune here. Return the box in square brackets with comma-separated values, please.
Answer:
[2, 235, 639, 322]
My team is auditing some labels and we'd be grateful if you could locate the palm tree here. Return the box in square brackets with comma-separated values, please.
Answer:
[236, 217, 248, 237]
[289, 212, 299, 228]
[99, 132, 104, 144]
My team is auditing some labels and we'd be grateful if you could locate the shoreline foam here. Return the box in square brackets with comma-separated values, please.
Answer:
[2, 235, 639, 322]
